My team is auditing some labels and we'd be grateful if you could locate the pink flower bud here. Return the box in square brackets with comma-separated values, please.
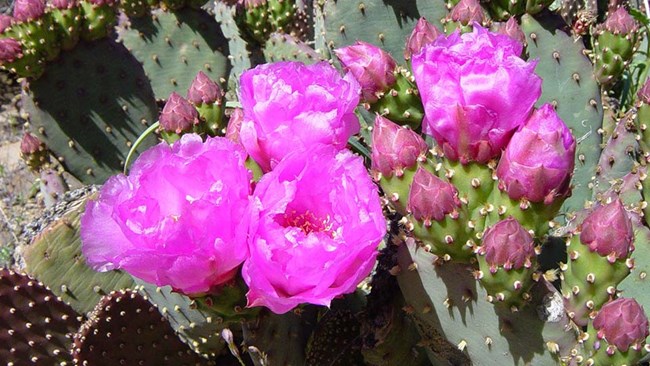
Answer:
[225, 108, 243, 144]
[371, 115, 428, 177]
[20, 133, 43, 155]
[638, 79, 650, 104]
[479, 217, 535, 272]
[0, 38, 22, 63]
[593, 298, 649, 352]
[494, 18, 526, 45]
[580, 199, 634, 261]
[412, 25, 540, 164]
[186, 71, 222, 105]
[496, 104, 575, 203]
[449, 0, 485, 26]
[407, 167, 459, 223]
[49, 0, 78, 9]
[404, 17, 442, 61]
[334, 41, 397, 103]
[0, 15, 13, 33]
[604, 7, 638, 35]
[159, 92, 199, 134]
[13, 0, 46, 22]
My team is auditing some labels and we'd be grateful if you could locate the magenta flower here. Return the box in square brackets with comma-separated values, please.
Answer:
[580, 199, 634, 262]
[593, 298, 649, 352]
[334, 41, 397, 103]
[243, 145, 386, 313]
[13, 0, 46, 22]
[404, 17, 442, 61]
[407, 167, 460, 224]
[0, 38, 22, 63]
[496, 104, 575, 203]
[371, 115, 428, 177]
[80, 135, 252, 295]
[159, 92, 199, 134]
[187, 71, 222, 105]
[412, 25, 541, 164]
[477, 217, 535, 272]
[239, 61, 361, 172]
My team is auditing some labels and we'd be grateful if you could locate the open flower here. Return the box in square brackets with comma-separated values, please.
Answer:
[80, 134, 252, 295]
[239, 61, 360, 171]
[412, 25, 541, 163]
[243, 145, 386, 313]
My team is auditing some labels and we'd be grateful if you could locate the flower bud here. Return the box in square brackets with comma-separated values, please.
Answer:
[186, 71, 222, 105]
[449, 0, 486, 26]
[225, 108, 243, 144]
[0, 38, 22, 63]
[20, 133, 43, 155]
[334, 41, 397, 103]
[404, 17, 442, 61]
[479, 217, 535, 272]
[13, 0, 46, 22]
[49, 0, 78, 9]
[496, 104, 575, 203]
[408, 167, 459, 222]
[0, 15, 13, 33]
[159, 92, 199, 134]
[580, 199, 634, 261]
[371, 115, 428, 177]
[593, 298, 649, 352]
[638, 79, 650, 104]
[603, 7, 637, 35]
[494, 18, 526, 45]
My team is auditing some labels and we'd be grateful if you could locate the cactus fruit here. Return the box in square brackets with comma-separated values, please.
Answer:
[187, 71, 226, 136]
[49, 0, 82, 50]
[235, 0, 297, 44]
[593, 7, 640, 85]
[80, 0, 118, 41]
[20, 132, 50, 171]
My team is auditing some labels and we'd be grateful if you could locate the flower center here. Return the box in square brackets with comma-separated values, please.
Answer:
[281, 210, 333, 236]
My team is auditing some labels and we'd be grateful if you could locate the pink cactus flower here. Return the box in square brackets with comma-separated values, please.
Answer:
[404, 17, 443, 61]
[0, 15, 13, 33]
[239, 61, 360, 172]
[580, 199, 634, 261]
[13, 0, 46, 22]
[449, 0, 486, 25]
[371, 115, 428, 177]
[20, 133, 43, 155]
[593, 298, 649, 352]
[412, 25, 541, 164]
[603, 7, 638, 34]
[225, 108, 244, 144]
[243, 145, 386, 313]
[159, 92, 199, 134]
[0, 38, 22, 63]
[407, 167, 460, 223]
[494, 18, 526, 45]
[477, 217, 535, 272]
[334, 41, 397, 103]
[80, 135, 253, 295]
[187, 71, 222, 105]
[496, 104, 575, 203]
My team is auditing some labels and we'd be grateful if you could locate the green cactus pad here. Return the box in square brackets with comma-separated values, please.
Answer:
[22, 38, 159, 185]
[117, 8, 231, 100]
[22, 194, 135, 314]
[264, 32, 324, 64]
[80, 1, 119, 41]
[214, 1, 253, 93]
[320, 0, 449, 59]
[242, 307, 318, 366]
[0, 268, 80, 365]
[306, 309, 364, 366]
[72, 289, 209, 365]
[521, 15, 603, 222]
[136, 280, 229, 357]
[396, 238, 578, 365]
